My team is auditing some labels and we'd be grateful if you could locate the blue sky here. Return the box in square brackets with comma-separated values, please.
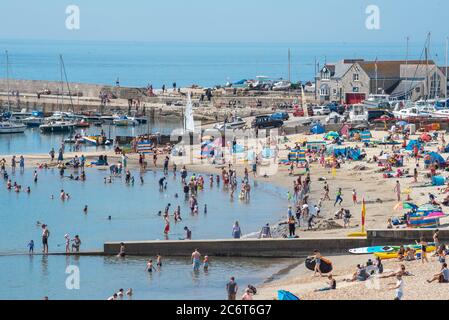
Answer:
[0, 0, 447, 43]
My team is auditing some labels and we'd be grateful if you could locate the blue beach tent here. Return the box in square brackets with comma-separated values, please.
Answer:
[427, 152, 445, 166]
[311, 124, 325, 135]
[406, 140, 422, 151]
[432, 176, 446, 186]
[277, 290, 300, 301]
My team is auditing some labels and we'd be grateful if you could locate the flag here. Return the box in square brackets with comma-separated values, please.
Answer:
[361, 198, 366, 233]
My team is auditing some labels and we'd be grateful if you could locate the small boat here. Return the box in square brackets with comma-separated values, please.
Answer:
[393, 107, 432, 120]
[0, 121, 27, 134]
[75, 120, 91, 128]
[22, 116, 44, 127]
[40, 121, 76, 133]
[272, 80, 292, 91]
[113, 116, 138, 126]
[431, 109, 449, 119]
[82, 135, 112, 146]
[214, 117, 246, 131]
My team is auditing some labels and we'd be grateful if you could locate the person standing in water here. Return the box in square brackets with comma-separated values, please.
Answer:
[226, 277, 238, 300]
[41, 224, 50, 254]
[145, 260, 157, 273]
[232, 221, 242, 239]
[27, 240, 34, 254]
[156, 254, 163, 269]
[163, 215, 170, 236]
[191, 249, 201, 271]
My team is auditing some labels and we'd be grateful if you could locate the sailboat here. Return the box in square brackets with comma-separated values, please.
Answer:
[0, 50, 26, 134]
[40, 55, 76, 133]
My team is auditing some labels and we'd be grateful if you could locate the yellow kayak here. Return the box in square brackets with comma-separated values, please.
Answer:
[374, 246, 436, 260]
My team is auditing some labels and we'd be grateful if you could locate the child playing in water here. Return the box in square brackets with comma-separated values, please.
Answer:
[27, 240, 34, 254]
[203, 256, 210, 271]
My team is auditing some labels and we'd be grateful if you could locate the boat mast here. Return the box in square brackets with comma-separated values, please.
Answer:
[5, 50, 10, 111]
[444, 37, 449, 103]
[60, 55, 74, 113]
[288, 48, 291, 83]
[405, 36, 409, 100]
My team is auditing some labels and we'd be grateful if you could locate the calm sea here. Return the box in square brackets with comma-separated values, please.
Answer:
[0, 39, 444, 88]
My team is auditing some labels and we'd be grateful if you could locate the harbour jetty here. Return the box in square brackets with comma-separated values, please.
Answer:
[103, 229, 449, 258]
[0, 78, 314, 122]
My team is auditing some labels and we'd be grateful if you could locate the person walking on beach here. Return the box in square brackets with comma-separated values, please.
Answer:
[41, 224, 50, 254]
[391, 275, 404, 300]
[191, 249, 201, 271]
[226, 277, 238, 300]
[313, 250, 323, 277]
[394, 181, 401, 202]
[322, 182, 331, 201]
[334, 188, 343, 207]
[352, 189, 357, 206]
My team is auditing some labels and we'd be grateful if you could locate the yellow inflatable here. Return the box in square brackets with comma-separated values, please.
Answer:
[374, 246, 436, 260]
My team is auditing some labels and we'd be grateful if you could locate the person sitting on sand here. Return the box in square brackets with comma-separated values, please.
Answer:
[397, 245, 406, 261]
[344, 264, 369, 282]
[314, 275, 337, 292]
[427, 263, 449, 283]
[379, 264, 413, 278]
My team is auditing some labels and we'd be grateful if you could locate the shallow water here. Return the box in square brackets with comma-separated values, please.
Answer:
[0, 121, 182, 156]
[0, 168, 286, 253]
[0, 255, 291, 300]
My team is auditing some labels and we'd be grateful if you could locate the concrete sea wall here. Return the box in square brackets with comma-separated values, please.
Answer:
[103, 229, 444, 258]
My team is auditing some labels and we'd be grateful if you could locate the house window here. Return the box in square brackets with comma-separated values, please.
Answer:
[353, 87, 359, 93]
[353, 74, 359, 81]
[320, 85, 330, 96]
[333, 89, 337, 95]
[322, 71, 330, 80]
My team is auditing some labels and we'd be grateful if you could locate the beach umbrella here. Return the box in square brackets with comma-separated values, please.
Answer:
[277, 290, 300, 301]
[324, 131, 340, 140]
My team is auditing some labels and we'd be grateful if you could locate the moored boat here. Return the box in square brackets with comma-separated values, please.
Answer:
[0, 121, 27, 134]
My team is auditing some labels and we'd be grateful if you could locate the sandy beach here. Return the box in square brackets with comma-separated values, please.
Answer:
[3, 127, 449, 300]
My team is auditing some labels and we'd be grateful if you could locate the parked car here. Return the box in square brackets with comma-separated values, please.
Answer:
[252, 115, 284, 129]
[326, 102, 345, 115]
[293, 107, 304, 117]
[270, 112, 290, 121]
[312, 106, 331, 116]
